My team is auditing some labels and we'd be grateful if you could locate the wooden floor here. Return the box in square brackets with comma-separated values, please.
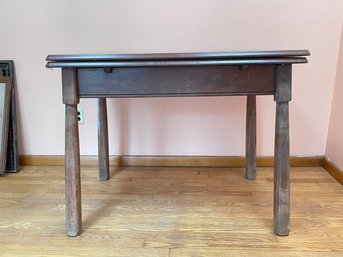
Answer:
[0, 166, 343, 257]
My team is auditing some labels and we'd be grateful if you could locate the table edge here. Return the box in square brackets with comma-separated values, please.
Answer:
[46, 50, 310, 62]
[46, 57, 308, 68]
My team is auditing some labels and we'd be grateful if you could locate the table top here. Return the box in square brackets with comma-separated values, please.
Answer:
[46, 50, 310, 68]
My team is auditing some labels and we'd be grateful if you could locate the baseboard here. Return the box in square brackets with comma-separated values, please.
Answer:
[322, 158, 343, 185]
[19, 155, 324, 167]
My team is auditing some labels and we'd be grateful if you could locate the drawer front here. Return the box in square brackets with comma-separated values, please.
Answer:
[77, 65, 276, 98]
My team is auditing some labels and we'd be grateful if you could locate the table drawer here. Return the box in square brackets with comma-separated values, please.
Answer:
[77, 65, 276, 98]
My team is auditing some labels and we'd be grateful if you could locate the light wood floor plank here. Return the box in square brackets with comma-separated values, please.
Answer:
[0, 166, 342, 256]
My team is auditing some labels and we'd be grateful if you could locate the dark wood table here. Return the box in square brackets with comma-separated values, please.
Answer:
[46, 50, 310, 237]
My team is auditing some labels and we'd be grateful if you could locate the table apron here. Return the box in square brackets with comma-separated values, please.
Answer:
[77, 65, 276, 98]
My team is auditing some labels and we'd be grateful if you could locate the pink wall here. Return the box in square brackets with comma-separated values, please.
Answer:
[0, 0, 343, 156]
[326, 24, 343, 170]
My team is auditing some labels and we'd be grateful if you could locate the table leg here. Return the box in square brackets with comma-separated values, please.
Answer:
[65, 104, 82, 236]
[274, 102, 290, 235]
[62, 68, 81, 236]
[273, 64, 291, 236]
[97, 98, 109, 181]
[245, 95, 256, 180]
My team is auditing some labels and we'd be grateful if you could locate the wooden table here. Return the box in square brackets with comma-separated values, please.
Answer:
[46, 50, 310, 237]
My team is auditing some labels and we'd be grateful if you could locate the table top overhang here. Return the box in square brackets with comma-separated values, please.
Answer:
[46, 50, 310, 68]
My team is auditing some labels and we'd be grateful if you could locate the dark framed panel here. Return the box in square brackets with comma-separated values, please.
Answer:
[0, 61, 19, 172]
[0, 75, 11, 173]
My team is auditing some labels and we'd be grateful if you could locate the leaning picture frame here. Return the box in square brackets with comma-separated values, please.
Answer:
[0, 74, 11, 173]
[0, 60, 19, 172]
